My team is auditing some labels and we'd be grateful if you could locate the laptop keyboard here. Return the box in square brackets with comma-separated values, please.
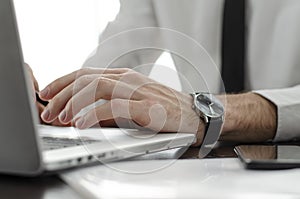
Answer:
[41, 137, 101, 151]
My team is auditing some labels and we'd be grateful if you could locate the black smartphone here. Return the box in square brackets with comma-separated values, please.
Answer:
[234, 144, 300, 170]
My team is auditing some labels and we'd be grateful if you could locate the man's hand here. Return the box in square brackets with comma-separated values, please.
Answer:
[24, 63, 70, 127]
[25, 63, 39, 97]
[39, 67, 277, 145]
[39, 68, 205, 145]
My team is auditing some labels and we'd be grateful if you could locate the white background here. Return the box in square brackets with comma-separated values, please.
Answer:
[14, 0, 120, 88]
[14, 0, 179, 90]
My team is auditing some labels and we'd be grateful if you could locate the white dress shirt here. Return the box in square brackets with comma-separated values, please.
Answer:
[84, 0, 300, 142]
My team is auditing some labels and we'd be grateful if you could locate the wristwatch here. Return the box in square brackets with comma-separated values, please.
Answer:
[191, 92, 224, 158]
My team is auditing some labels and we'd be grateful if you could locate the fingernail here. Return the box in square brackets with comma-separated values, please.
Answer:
[41, 109, 50, 121]
[59, 110, 67, 122]
[40, 87, 49, 98]
[75, 118, 85, 128]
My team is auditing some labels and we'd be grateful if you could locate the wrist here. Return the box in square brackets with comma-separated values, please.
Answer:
[187, 95, 205, 147]
[220, 92, 277, 142]
[189, 93, 224, 149]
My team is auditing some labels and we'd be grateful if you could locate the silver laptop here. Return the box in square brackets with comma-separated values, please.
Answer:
[0, 0, 195, 176]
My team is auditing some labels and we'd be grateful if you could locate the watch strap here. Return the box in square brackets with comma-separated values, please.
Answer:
[198, 117, 223, 158]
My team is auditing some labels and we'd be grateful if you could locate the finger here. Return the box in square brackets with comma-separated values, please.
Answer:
[59, 77, 142, 124]
[24, 64, 38, 100]
[40, 74, 99, 123]
[42, 71, 149, 123]
[40, 68, 132, 100]
[103, 71, 155, 87]
[36, 102, 45, 116]
[41, 75, 97, 123]
[39, 69, 88, 100]
[31, 72, 39, 92]
[31, 71, 39, 91]
[42, 74, 121, 123]
[75, 99, 144, 129]
[24, 63, 39, 90]
[38, 102, 71, 126]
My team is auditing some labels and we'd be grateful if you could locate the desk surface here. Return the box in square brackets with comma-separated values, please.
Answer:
[0, 146, 230, 199]
[61, 158, 300, 199]
[3, 145, 299, 199]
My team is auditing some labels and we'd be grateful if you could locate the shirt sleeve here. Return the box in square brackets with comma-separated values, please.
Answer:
[253, 85, 300, 142]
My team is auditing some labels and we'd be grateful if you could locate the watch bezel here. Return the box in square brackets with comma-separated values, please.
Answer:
[192, 93, 224, 119]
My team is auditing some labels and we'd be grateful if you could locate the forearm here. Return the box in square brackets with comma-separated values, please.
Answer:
[220, 92, 277, 142]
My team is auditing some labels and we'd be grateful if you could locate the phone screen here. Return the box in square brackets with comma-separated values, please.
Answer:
[234, 145, 300, 169]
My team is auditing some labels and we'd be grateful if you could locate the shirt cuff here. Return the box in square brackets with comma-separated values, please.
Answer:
[253, 85, 300, 142]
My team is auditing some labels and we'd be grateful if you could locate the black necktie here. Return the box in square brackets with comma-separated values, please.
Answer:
[221, 0, 246, 93]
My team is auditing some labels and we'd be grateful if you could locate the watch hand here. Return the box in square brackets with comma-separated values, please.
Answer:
[208, 103, 215, 115]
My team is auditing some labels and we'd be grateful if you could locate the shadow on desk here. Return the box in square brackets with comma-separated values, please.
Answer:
[181, 141, 238, 159]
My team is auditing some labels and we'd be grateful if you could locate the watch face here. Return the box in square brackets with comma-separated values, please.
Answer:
[195, 93, 224, 118]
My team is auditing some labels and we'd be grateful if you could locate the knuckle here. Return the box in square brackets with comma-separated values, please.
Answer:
[129, 70, 138, 76]
[132, 101, 151, 126]
[143, 99, 157, 107]
[119, 68, 131, 73]
[129, 71, 147, 83]
[95, 78, 113, 98]
[97, 77, 111, 88]
[77, 75, 94, 84]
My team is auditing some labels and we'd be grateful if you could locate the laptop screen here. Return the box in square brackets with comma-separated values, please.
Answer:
[0, 0, 42, 175]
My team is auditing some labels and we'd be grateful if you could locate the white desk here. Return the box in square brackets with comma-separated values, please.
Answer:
[61, 158, 300, 199]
